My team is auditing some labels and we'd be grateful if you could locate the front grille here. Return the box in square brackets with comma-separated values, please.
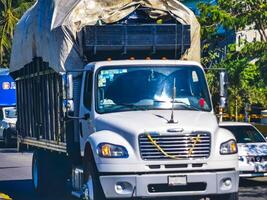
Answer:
[139, 132, 211, 160]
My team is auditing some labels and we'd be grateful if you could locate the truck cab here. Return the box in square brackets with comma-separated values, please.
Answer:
[73, 60, 239, 199]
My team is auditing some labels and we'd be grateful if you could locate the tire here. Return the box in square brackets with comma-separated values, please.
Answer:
[3, 130, 11, 147]
[32, 150, 48, 195]
[83, 146, 106, 200]
[32, 150, 70, 196]
[213, 192, 239, 200]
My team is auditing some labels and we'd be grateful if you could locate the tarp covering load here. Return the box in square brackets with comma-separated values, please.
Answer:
[10, 0, 200, 73]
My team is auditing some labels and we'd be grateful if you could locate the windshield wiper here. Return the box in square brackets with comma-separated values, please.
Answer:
[114, 103, 150, 111]
[153, 100, 201, 111]
[153, 114, 169, 122]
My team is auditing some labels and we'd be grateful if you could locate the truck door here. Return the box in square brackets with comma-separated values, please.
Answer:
[79, 70, 94, 155]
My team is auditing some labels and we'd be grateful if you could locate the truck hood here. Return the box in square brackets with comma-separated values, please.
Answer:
[95, 110, 218, 136]
[238, 143, 267, 156]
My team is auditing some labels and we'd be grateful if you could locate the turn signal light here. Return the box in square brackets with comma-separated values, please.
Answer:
[101, 144, 111, 157]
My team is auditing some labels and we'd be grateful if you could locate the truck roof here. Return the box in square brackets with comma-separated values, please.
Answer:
[88, 60, 203, 71]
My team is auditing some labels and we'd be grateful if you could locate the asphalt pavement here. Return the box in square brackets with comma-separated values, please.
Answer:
[0, 147, 267, 200]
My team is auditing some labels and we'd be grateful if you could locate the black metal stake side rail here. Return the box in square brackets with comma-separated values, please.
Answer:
[15, 58, 66, 152]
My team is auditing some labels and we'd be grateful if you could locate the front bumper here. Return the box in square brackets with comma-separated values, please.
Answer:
[239, 160, 267, 178]
[99, 170, 239, 199]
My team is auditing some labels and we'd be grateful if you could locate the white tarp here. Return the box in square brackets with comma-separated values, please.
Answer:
[10, 0, 200, 73]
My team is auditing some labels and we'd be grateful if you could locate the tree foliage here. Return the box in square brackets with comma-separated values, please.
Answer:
[198, 0, 267, 115]
[0, 0, 34, 67]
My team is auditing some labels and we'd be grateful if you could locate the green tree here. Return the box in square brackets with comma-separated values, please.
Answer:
[197, 0, 267, 117]
[0, 0, 34, 67]
[0, 0, 18, 66]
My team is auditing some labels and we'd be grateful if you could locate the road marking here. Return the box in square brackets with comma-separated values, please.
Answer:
[0, 193, 12, 200]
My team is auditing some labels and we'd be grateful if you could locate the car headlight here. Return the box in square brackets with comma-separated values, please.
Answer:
[97, 143, 129, 158]
[220, 139, 238, 155]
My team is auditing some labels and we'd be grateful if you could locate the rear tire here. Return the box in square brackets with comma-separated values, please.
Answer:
[32, 150, 70, 196]
[3, 130, 10, 147]
[32, 150, 48, 195]
[3, 129, 16, 147]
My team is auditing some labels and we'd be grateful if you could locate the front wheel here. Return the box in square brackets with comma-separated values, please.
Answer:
[83, 147, 106, 200]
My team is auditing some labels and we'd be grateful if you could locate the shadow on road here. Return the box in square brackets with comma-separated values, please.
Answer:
[239, 178, 267, 199]
[0, 179, 72, 200]
[0, 148, 18, 153]
[0, 143, 17, 150]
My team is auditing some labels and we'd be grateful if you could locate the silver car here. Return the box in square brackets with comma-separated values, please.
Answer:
[220, 122, 267, 178]
[0, 107, 17, 146]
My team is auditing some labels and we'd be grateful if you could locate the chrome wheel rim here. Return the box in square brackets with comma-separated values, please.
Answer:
[33, 158, 38, 189]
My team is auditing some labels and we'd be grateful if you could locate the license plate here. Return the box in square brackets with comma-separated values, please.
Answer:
[168, 176, 187, 186]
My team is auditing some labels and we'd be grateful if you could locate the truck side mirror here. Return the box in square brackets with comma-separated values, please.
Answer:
[62, 74, 74, 112]
[66, 74, 73, 100]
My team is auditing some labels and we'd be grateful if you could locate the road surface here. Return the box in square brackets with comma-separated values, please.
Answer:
[0, 147, 267, 200]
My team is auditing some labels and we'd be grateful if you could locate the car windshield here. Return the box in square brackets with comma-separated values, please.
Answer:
[4, 108, 17, 118]
[95, 65, 212, 114]
[221, 125, 266, 143]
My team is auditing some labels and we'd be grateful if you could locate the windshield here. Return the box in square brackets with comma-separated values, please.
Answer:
[96, 65, 212, 114]
[221, 125, 266, 143]
[4, 108, 17, 118]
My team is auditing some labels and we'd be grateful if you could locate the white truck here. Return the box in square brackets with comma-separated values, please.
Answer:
[0, 69, 17, 146]
[10, 1, 239, 199]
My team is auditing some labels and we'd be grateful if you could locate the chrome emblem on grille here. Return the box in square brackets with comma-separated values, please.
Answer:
[167, 128, 184, 133]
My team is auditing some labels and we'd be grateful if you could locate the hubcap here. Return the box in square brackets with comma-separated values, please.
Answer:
[33, 158, 38, 189]
[84, 176, 94, 200]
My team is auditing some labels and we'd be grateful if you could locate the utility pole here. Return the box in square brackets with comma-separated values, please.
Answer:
[219, 71, 228, 122]
[245, 103, 251, 122]
[235, 99, 238, 122]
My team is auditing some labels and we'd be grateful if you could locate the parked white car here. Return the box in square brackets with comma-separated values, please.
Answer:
[0, 107, 17, 146]
[220, 122, 267, 177]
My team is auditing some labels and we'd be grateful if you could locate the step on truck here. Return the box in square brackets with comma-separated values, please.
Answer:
[10, 0, 239, 199]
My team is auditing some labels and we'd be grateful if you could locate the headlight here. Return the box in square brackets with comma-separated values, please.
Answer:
[220, 139, 238, 155]
[8, 123, 16, 129]
[97, 143, 129, 158]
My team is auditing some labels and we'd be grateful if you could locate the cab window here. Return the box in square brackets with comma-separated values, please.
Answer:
[0, 110, 3, 120]
[83, 71, 93, 110]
